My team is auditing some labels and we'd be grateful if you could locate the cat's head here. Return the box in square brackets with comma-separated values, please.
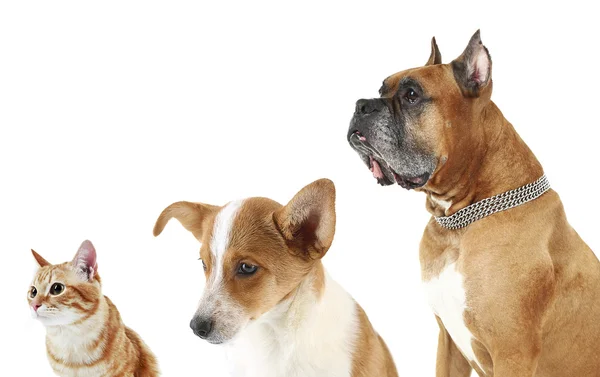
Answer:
[27, 240, 102, 327]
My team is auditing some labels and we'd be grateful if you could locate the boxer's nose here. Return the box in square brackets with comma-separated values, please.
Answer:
[355, 99, 384, 115]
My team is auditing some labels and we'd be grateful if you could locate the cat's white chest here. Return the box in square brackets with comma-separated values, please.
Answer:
[423, 262, 482, 370]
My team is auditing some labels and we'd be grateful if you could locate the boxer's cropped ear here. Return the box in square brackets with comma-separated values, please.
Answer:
[426, 37, 442, 66]
[273, 179, 336, 260]
[153, 201, 220, 241]
[451, 30, 492, 97]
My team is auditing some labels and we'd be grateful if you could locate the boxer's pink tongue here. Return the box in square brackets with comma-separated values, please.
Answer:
[370, 156, 384, 179]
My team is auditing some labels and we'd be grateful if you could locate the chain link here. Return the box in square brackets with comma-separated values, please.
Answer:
[434, 175, 551, 230]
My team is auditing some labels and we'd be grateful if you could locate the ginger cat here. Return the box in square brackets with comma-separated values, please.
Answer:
[27, 240, 159, 377]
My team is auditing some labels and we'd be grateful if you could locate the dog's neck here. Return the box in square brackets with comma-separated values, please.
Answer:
[424, 100, 544, 217]
[224, 261, 358, 377]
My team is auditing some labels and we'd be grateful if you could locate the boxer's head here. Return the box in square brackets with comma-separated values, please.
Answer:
[347, 30, 492, 190]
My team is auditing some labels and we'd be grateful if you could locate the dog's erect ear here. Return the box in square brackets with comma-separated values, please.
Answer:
[153, 201, 220, 241]
[71, 240, 98, 281]
[31, 249, 51, 268]
[273, 179, 336, 260]
[451, 30, 492, 97]
[425, 37, 442, 66]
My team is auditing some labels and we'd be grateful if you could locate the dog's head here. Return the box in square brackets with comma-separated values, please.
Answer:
[347, 30, 493, 190]
[153, 179, 335, 344]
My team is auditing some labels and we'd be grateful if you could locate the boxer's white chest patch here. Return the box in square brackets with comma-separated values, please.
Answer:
[423, 262, 483, 370]
[430, 196, 452, 213]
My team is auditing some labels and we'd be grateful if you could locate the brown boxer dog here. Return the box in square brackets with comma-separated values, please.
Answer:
[347, 30, 600, 377]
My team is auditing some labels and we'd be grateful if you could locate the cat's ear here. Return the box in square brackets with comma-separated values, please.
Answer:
[153, 201, 220, 241]
[31, 249, 51, 268]
[71, 240, 98, 281]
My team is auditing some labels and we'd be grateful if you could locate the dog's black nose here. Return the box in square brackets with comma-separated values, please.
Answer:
[355, 98, 384, 115]
[190, 316, 213, 339]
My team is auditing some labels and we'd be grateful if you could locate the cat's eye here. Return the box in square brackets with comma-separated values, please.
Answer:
[201, 260, 207, 271]
[50, 283, 65, 296]
[237, 263, 258, 276]
[29, 286, 37, 299]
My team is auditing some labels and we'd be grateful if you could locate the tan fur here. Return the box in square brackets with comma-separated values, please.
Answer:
[153, 180, 337, 323]
[28, 250, 159, 377]
[351, 305, 398, 377]
[154, 179, 398, 376]
[379, 34, 600, 376]
[434, 316, 472, 377]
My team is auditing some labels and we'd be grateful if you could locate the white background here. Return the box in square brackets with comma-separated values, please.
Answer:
[1, 1, 599, 376]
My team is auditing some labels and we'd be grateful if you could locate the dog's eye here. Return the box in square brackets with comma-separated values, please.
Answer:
[201, 260, 207, 271]
[237, 263, 258, 275]
[29, 286, 37, 299]
[404, 89, 419, 104]
[50, 283, 65, 296]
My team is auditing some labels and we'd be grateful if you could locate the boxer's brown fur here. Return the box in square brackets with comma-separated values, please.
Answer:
[349, 31, 600, 376]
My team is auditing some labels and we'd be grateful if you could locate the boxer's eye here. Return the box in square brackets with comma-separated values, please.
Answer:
[404, 89, 419, 104]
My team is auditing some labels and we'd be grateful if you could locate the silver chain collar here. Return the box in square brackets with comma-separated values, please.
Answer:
[434, 175, 551, 230]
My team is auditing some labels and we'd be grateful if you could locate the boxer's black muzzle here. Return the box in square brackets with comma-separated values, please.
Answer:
[347, 97, 434, 190]
[348, 98, 396, 186]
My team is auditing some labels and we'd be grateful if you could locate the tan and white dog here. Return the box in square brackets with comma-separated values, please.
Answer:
[153, 179, 398, 377]
[348, 31, 600, 376]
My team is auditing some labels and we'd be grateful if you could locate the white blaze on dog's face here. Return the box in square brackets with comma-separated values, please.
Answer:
[153, 179, 336, 344]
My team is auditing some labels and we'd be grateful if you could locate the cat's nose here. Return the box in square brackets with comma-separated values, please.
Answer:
[32, 304, 41, 312]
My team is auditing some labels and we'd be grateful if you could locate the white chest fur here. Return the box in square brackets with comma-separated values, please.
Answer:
[423, 262, 482, 370]
[45, 299, 111, 377]
[224, 272, 357, 377]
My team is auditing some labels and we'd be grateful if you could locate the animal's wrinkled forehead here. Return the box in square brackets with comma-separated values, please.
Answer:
[202, 197, 285, 258]
[379, 64, 456, 98]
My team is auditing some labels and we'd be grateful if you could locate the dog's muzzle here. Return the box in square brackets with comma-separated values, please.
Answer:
[348, 98, 430, 189]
